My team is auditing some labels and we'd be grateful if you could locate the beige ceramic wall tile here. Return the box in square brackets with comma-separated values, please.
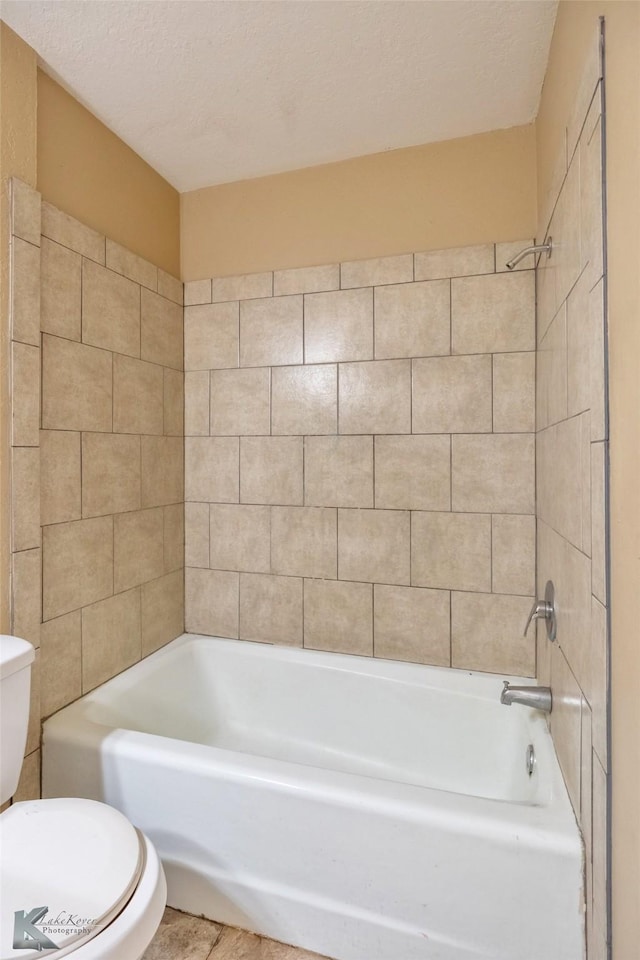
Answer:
[581, 414, 592, 559]
[184, 302, 239, 371]
[591, 441, 606, 604]
[82, 588, 141, 692]
[40, 610, 82, 717]
[185, 437, 239, 503]
[537, 622, 552, 692]
[11, 448, 40, 551]
[536, 415, 589, 552]
[492, 352, 535, 433]
[185, 502, 210, 568]
[451, 271, 535, 354]
[240, 437, 303, 505]
[374, 435, 450, 511]
[42, 516, 113, 621]
[163, 503, 184, 574]
[536, 244, 559, 346]
[210, 367, 271, 435]
[537, 520, 592, 698]
[24, 653, 40, 755]
[141, 436, 184, 507]
[452, 434, 535, 513]
[271, 365, 337, 435]
[239, 573, 303, 646]
[374, 279, 450, 359]
[82, 433, 141, 518]
[491, 514, 536, 596]
[40, 430, 81, 525]
[158, 270, 183, 305]
[11, 548, 41, 648]
[339, 359, 411, 434]
[591, 596, 608, 770]
[412, 355, 492, 433]
[82, 259, 140, 357]
[340, 254, 413, 289]
[113, 355, 164, 435]
[580, 104, 604, 293]
[274, 263, 339, 296]
[141, 570, 184, 656]
[12, 342, 40, 446]
[209, 503, 271, 573]
[580, 699, 593, 859]
[185, 371, 210, 436]
[495, 239, 535, 273]
[415, 244, 494, 281]
[141, 289, 183, 370]
[184, 370, 210, 437]
[13, 750, 40, 802]
[304, 288, 373, 363]
[549, 643, 583, 815]
[40, 237, 82, 340]
[305, 436, 373, 508]
[553, 157, 582, 310]
[184, 278, 211, 306]
[374, 584, 450, 666]
[591, 754, 608, 960]
[211, 271, 272, 303]
[42, 335, 112, 432]
[304, 579, 372, 655]
[11, 236, 40, 345]
[239, 295, 303, 367]
[589, 279, 606, 442]
[185, 568, 239, 638]
[566, 271, 591, 419]
[536, 304, 567, 430]
[42, 201, 105, 263]
[11, 178, 41, 246]
[113, 507, 164, 592]
[105, 238, 157, 290]
[271, 506, 337, 579]
[411, 511, 491, 593]
[451, 592, 534, 675]
[338, 508, 410, 586]
[163, 368, 184, 437]
[566, 30, 601, 163]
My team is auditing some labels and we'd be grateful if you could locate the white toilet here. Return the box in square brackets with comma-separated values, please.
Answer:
[0, 635, 167, 959]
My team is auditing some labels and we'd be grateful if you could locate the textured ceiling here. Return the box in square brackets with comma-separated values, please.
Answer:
[1, 0, 557, 192]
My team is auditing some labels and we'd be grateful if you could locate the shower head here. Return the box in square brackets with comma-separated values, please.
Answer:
[505, 238, 553, 270]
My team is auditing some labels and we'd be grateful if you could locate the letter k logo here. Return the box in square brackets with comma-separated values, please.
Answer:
[13, 906, 58, 951]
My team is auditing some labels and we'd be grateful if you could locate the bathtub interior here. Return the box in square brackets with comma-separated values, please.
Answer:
[78, 635, 548, 805]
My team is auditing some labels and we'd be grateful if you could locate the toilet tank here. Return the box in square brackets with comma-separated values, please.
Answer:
[0, 636, 35, 805]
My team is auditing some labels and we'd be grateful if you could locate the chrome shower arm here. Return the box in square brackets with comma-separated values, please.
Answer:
[505, 238, 553, 270]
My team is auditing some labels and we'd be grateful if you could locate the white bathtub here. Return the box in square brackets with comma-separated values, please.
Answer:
[42, 634, 584, 960]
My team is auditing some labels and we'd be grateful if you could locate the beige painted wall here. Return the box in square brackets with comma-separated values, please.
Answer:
[603, 4, 640, 957]
[0, 23, 37, 632]
[538, 2, 640, 956]
[37, 72, 180, 276]
[181, 125, 537, 280]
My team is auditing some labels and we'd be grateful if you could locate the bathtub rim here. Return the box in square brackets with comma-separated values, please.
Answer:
[43, 634, 582, 855]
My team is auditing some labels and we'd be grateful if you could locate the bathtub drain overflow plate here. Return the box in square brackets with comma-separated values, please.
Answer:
[526, 744, 536, 777]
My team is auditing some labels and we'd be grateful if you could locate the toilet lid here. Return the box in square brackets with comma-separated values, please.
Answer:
[0, 798, 143, 959]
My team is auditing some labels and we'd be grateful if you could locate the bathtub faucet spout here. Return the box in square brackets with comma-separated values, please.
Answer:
[500, 681, 552, 713]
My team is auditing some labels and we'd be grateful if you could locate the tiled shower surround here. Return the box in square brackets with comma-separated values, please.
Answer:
[8, 182, 185, 801]
[535, 32, 608, 959]
[184, 244, 536, 675]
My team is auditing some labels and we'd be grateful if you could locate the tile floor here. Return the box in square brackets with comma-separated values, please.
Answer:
[143, 908, 329, 960]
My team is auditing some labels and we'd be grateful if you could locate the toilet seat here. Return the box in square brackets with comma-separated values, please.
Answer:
[0, 798, 144, 959]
